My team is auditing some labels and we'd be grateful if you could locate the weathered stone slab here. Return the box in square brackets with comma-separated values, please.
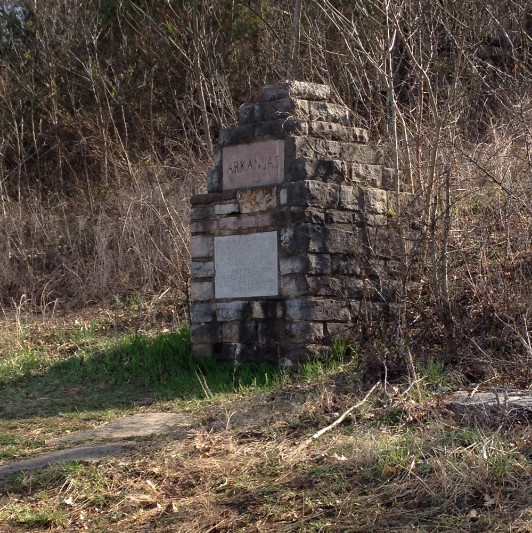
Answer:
[190, 261, 214, 278]
[190, 235, 214, 260]
[190, 281, 214, 301]
[280, 224, 360, 254]
[360, 187, 388, 214]
[215, 201, 240, 215]
[190, 219, 217, 235]
[215, 231, 279, 298]
[286, 157, 347, 182]
[0, 443, 137, 477]
[216, 301, 248, 321]
[218, 213, 258, 232]
[239, 98, 311, 125]
[219, 123, 255, 146]
[50, 413, 191, 444]
[237, 188, 278, 213]
[223, 140, 285, 190]
[191, 322, 221, 344]
[309, 121, 358, 142]
[286, 298, 351, 321]
[449, 390, 532, 423]
[190, 190, 236, 206]
[207, 168, 222, 193]
[259, 81, 330, 102]
[190, 206, 214, 221]
[308, 102, 352, 126]
[254, 118, 308, 138]
[286, 137, 382, 165]
[191, 302, 215, 322]
[0, 413, 192, 477]
[286, 181, 339, 208]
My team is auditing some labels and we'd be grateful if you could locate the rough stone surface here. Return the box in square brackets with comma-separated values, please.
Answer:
[286, 158, 346, 183]
[309, 121, 359, 142]
[0, 413, 192, 477]
[308, 102, 352, 125]
[190, 281, 214, 301]
[191, 302, 215, 322]
[360, 187, 388, 215]
[259, 81, 331, 102]
[50, 413, 191, 444]
[189, 235, 214, 260]
[286, 181, 339, 208]
[223, 140, 285, 189]
[449, 390, 532, 422]
[190, 261, 214, 278]
[215, 201, 240, 216]
[190, 206, 214, 222]
[0, 444, 138, 477]
[189, 81, 415, 364]
[190, 219, 217, 235]
[286, 298, 351, 321]
[239, 98, 310, 125]
[237, 188, 278, 213]
[287, 137, 383, 166]
[207, 168, 222, 193]
[254, 118, 308, 138]
[216, 301, 248, 321]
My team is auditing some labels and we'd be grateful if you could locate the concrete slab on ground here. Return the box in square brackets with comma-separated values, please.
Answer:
[49, 412, 191, 444]
[449, 389, 532, 422]
[0, 443, 138, 476]
[0, 412, 191, 477]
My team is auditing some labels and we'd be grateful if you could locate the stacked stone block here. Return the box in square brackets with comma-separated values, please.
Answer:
[190, 81, 412, 364]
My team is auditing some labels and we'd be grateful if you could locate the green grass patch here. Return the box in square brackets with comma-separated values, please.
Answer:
[0, 328, 358, 410]
[56, 325, 283, 396]
[300, 338, 357, 380]
[0, 325, 285, 419]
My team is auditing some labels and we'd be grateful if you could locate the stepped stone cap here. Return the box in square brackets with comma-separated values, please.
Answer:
[260, 81, 331, 102]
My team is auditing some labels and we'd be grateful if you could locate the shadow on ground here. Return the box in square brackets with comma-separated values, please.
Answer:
[0, 332, 280, 420]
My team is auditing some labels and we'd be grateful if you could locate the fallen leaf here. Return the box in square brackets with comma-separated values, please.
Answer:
[332, 453, 348, 461]
[468, 509, 479, 520]
[383, 465, 398, 477]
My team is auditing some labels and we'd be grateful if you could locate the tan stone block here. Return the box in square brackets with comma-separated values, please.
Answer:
[237, 188, 277, 213]
[259, 81, 330, 102]
[223, 139, 285, 190]
[360, 187, 387, 214]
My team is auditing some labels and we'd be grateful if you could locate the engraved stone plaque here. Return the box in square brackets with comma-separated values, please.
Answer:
[215, 232, 278, 298]
[223, 140, 285, 190]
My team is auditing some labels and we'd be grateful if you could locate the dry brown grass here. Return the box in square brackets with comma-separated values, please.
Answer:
[1, 356, 532, 533]
[0, 153, 206, 311]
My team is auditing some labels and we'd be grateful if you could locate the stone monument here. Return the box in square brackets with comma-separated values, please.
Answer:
[189, 81, 412, 364]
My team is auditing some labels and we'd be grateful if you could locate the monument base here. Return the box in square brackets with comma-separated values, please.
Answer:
[189, 81, 414, 364]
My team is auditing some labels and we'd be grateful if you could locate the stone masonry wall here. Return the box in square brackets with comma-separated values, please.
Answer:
[189, 81, 414, 365]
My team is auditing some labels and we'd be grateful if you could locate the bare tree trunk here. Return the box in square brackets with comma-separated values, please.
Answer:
[287, 0, 303, 78]
[192, 0, 213, 157]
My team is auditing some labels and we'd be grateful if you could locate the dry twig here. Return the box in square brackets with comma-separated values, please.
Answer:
[289, 382, 381, 459]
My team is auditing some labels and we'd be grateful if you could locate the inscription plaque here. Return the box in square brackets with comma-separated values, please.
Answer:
[215, 232, 278, 298]
[223, 139, 285, 190]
